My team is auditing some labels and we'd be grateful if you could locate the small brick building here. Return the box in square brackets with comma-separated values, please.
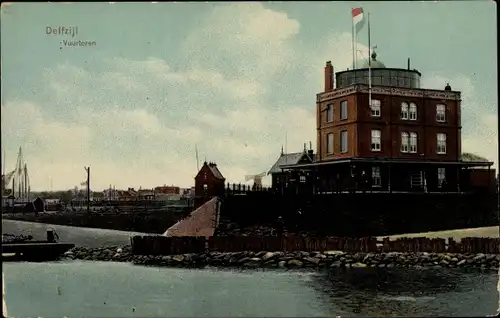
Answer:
[194, 161, 225, 208]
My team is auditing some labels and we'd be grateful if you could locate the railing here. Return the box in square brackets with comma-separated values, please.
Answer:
[225, 183, 272, 195]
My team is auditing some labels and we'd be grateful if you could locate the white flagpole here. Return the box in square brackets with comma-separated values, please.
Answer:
[368, 12, 372, 107]
[351, 9, 355, 70]
[354, 27, 357, 69]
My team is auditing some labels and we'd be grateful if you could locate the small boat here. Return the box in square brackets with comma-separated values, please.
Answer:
[2, 230, 75, 262]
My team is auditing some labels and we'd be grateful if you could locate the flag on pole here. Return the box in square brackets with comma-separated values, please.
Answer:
[352, 7, 365, 34]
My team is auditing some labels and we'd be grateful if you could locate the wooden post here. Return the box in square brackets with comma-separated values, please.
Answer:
[84, 166, 90, 214]
[47, 230, 55, 243]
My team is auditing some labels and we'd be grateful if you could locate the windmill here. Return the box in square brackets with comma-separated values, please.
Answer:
[245, 172, 266, 188]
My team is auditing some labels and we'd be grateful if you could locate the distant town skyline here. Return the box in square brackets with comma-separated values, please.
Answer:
[1, 2, 497, 191]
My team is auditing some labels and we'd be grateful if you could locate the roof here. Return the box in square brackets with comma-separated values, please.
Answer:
[280, 157, 494, 170]
[460, 153, 489, 162]
[360, 51, 386, 69]
[208, 163, 225, 180]
[197, 162, 225, 180]
[360, 59, 386, 68]
[268, 152, 307, 175]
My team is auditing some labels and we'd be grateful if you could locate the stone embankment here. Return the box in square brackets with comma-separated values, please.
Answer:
[62, 245, 500, 271]
[2, 233, 33, 243]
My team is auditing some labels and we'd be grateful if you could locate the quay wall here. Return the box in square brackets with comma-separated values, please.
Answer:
[219, 191, 498, 237]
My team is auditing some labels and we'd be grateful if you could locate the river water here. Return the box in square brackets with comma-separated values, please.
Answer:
[2, 220, 499, 317]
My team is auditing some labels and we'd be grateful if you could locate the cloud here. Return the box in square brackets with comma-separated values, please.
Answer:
[180, 3, 301, 84]
[2, 4, 320, 191]
[2, 3, 496, 192]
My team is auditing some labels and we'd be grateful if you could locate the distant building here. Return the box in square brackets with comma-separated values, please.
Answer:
[103, 188, 119, 201]
[114, 188, 138, 201]
[91, 192, 104, 202]
[181, 187, 195, 198]
[137, 189, 155, 201]
[154, 185, 180, 195]
[268, 145, 315, 192]
[194, 161, 225, 208]
[155, 193, 182, 202]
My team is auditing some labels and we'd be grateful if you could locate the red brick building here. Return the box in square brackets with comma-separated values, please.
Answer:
[279, 51, 494, 193]
[194, 161, 225, 208]
[154, 185, 180, 195]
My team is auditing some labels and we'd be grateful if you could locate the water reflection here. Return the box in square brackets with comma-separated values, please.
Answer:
[307, 268, 497, 317]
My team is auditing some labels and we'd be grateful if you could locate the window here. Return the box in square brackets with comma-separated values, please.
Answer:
[436, 104, 446, 122]
[203, 184, 208, 191]
[370, 99, 381, 117]
[204, 173, 207, 180]
[340, 100, 348, 120]
[437, 167, 446, 187]
[326, 133, 334, 154]
[437, 133, 447, 154]
[400, 132, 409, 153]
[409, 103, 417, 120]
[371, 129, 381, 151]
[340, 130, 348, 153]
[326, 104, 333, 122]
[401, 102, 409, 120]
[409, 132, 418, 153]
[299, 175, 306, 183]
[372, 166, 381, 187]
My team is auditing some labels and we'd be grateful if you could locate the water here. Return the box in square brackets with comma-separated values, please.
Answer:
[2, 220, 499, 317]
[3, 261, 498, 317]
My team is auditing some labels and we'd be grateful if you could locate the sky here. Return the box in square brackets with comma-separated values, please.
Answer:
[1, 1, 497, 191]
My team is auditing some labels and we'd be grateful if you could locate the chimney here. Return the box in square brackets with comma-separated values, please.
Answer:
[307, 141, 314, 156]
[324, 61, 334, 92]
[407, 58, 410, 70]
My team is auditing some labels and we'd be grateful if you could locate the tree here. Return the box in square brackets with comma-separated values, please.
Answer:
[60, 190, 74, 204]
